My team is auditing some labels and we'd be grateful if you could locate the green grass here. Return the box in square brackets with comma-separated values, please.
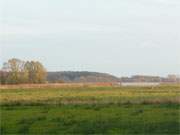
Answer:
[1, 104, 180, 134]
[0, 85, 180, 134]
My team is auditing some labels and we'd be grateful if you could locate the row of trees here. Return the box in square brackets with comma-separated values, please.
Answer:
[0, 58, 47, 84]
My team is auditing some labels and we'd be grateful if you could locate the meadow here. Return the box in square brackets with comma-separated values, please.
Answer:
[0, 85, 180, 134]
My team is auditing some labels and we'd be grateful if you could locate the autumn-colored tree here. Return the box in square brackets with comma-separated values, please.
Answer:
[0, 70, 9, 84]
[0, 58, 47, 84]
[24, 61, 47, 83]
[1, 58, 27, 84]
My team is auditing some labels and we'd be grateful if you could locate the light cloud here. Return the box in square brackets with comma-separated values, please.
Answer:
[1, 0, 180, 76]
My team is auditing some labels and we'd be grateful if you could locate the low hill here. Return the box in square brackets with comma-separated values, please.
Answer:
[47, 71, 120, 83]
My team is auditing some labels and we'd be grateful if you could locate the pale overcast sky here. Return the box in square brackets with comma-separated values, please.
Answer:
[0, 0, 180, 77]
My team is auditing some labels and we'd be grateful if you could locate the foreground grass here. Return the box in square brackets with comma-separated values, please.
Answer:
[0, 85, 180, 134]
[1, 104, 180, 134]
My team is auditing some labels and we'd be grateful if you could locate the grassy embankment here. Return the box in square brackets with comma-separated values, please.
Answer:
[0, 85, 180, 134]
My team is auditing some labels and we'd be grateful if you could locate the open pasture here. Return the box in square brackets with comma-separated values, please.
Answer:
[0, 85, 180, 134]
[0, 85, 180, 105]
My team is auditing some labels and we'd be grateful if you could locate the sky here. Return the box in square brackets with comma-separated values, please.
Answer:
[0, 0, 180, 77]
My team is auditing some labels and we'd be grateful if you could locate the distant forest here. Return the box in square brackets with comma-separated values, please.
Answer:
[0, 58, 119, 84]
[1, 58, 179, 84]
[47, 71, 120, 83]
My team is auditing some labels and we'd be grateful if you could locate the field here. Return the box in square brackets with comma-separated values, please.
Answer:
[0, 85, 180, 134]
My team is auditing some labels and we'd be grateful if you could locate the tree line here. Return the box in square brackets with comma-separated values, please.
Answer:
[0, 58, 47, 84]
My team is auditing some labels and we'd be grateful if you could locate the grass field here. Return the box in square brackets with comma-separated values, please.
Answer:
[0, 85, 180, 134]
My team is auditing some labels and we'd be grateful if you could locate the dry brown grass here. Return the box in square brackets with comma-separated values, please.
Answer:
[0, 82, 115, 89]
[0, 84, 180, 105]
